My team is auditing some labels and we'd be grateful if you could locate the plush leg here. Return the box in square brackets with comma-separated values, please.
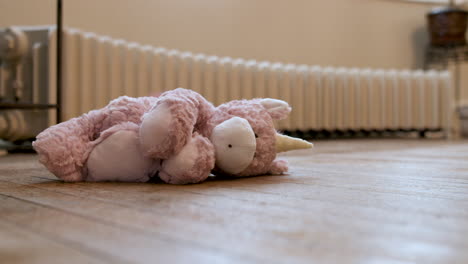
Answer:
[139, 88, 215, 159]
[159, 133, 215, 184]
[33, 115, 96, 182]
[33, 96, 157, 182]
[268, 159, 289, 175]
[139, 101, 182, 159]
[86, 122, 161, 182]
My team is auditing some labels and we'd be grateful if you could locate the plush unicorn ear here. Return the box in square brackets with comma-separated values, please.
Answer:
[259, 99, 291, 120]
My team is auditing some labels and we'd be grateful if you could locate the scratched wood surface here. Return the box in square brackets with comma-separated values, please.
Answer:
[1, 139, 468, 264]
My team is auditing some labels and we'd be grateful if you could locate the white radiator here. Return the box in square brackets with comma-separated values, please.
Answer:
[0, 26, 457, 140]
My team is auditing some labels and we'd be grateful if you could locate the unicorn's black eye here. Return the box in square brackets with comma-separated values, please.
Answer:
[228, 144, 232, 148]
[255, 134, 258, 138]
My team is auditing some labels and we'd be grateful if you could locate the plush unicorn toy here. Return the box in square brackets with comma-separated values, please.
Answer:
[33, 88, 312, 184]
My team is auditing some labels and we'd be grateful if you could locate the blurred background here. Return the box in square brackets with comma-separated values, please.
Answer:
[0, 0, 467, 151]
[2, 0, 462, 69]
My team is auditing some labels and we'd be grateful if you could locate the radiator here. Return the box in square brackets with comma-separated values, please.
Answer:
[0, 26, 457, 141]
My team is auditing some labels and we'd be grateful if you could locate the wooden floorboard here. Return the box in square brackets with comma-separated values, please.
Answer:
[1, 139, 468, 263]
[0, 219, 104, 264]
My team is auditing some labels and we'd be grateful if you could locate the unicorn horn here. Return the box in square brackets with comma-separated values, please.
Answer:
[275, 133, 313, 153]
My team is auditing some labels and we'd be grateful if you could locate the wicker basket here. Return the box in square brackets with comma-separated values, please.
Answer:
[427, 6, 468, 46]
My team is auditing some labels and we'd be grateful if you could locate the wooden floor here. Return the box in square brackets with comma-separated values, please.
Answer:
[1, 139, 468, 264]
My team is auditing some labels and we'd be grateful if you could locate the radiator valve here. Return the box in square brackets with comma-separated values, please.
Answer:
[0, 27, 28, 100]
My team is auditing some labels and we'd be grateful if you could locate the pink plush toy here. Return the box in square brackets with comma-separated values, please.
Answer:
[33, 88, 312, 184]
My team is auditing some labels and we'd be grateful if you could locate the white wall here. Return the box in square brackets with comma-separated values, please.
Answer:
[1, 0, 438, 69]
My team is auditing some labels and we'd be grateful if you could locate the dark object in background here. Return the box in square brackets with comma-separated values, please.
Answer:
[0, 139, 35, 153]
[427, 5, 468, 47]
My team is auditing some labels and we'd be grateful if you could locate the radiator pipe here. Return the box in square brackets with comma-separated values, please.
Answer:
[56, 0, 62, 123]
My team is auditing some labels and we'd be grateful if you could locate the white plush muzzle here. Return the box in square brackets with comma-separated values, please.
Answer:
[210, 117, 256, 175]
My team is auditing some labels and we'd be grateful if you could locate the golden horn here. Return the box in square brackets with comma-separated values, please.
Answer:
[275, 133, 313, 153]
